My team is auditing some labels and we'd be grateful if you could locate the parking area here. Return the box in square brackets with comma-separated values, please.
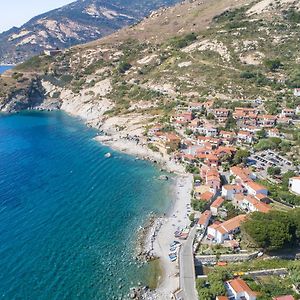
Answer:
[248, 150, 295, 178]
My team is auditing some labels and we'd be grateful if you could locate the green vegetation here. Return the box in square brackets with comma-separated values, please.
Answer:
[192, 199, 207, 212]
[118, 61, 132, 73]
[233, 149, 249, 165]
[186, 164, 199, 174]
[169, 32, 197, 49]
[263, 59, 283, 72]
[267, 166, 281, 176]
[15, 55, 53, 71]
[254, 137, 290, 152]
[147, 143, 159, 152]
[245, 275, 299, 300]
[241, 209, 300, 251]
[258, 172, 300, 206]
[284, 9, 300, 23]
[196, 270, 229, 300]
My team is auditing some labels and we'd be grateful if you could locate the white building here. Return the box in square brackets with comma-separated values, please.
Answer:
[226, 278, 257, 300]
[244, 181, 268, 196]
[289, 177, 300, 195]
[207, 215, 246, 244]
[221, 184, 244, 200]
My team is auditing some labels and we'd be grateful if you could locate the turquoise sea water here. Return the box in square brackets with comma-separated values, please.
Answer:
[0, 111, 171, 300]
[0, 65, 13, 74]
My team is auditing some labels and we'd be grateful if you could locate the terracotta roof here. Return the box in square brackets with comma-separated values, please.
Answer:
[246, 181, 267, 192]
[211, 197, 225, 209]
[244, 195, 271, 213]
[230, 166, 251, 182]
[215, 215, 247, 234]
[238, 130, 252, 136]
[227, 278, 256, 296]
[200, 191, 214, 201]
[223, 184, 243, 191]
[165, 133, 181, 141]
[198, 210, 212, 225]
[216, 296, 229, 300]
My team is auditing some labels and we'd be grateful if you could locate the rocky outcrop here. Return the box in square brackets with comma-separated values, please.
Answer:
[0, 78, 53, 112]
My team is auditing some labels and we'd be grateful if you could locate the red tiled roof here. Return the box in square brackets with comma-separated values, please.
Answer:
[211, 197, 225, 209]
[227, 278, 256, 296]
[246, 180, 267, 192]
[198, 210, 212, 225]
[200, 191, 214, 201]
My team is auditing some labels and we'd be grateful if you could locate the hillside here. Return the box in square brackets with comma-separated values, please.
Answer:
[1, 0, 300, 133]
[0, 0, 179, 64]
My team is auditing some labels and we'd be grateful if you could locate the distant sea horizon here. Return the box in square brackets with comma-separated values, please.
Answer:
[0, 111, 172, 299]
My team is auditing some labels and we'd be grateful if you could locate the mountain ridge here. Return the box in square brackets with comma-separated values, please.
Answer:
[0, 0, 180, 64]
[0, 0, 300, 125]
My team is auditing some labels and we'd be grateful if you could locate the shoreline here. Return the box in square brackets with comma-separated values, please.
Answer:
[94, 132, 193, 298]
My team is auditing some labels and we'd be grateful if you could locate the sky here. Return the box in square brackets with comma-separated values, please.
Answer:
[0, 0, 75, 33]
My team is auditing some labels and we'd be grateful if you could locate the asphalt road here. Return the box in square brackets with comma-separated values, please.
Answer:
[179, 226, 198, 300]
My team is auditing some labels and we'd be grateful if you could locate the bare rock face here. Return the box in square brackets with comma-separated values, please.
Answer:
[0, 0, 180, 64]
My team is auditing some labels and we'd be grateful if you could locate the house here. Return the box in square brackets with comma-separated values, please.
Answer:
[273, 296, 295, 300]
[160, 133, 181, 151]
[205, 153, 219, 167]
[174, 112, 193, 125]
[197, 123, 218, 137]
[237, 131, 253, 143]
[220, 130, 237, 139]
[213, 108, 230, 123]
[207, 215, 246, 244]
[277, 116, 292, 125]
[280, 109, 295, 118]
[233, 107, 258, 127]
[232, 193, 245, 209]
[257, 114, 277, 128]
[244, 181, 268, 196]
[197, 136, 221, 147]
[267, 128, 281, 138]
[226, 278, 257, 300]
[230, 166, 255, 184]
[205, 167, 221, 192]
[197, 210, 212, 230]
[215, 146, 236, 159]
[44, 48, 62, 56]
[216, 297, 229, 300]
[241, 195, 271, 213]
[222, 184, 244, 200]
[188, 102, 204, 111]
[289, 177, 300, 195]
[210, 196, 225, 216]
[199, 191, 214, 202]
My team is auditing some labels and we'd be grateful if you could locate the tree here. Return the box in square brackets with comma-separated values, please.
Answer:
[256, 129, 267, 139]
[233, 149, 250, 165]
[264, 59, 283, 72]
[189, 212, 195, 223]
[118, 61, 132, 73]
[197, 288, 212, 300]
[207, 113, 215, 120]
[241, 210, 300, 251]
[267, 166, 281, 176]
